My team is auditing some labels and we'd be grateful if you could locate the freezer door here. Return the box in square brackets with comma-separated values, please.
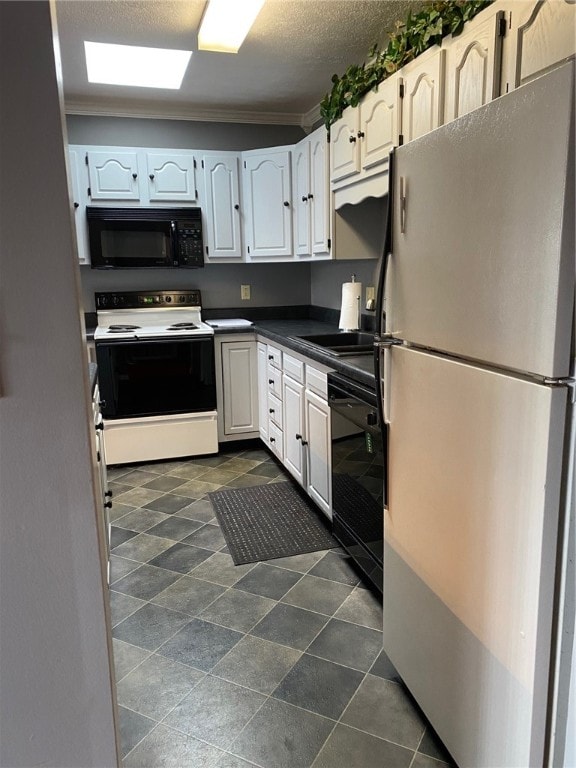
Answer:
[384, 346, 568, 768]
[386, 62, 574, 379]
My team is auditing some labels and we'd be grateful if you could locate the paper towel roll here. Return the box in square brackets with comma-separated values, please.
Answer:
[339, 281, 362, 330]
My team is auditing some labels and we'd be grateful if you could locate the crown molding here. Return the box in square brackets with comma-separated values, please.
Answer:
[301, 102, 322, 131]
[64, 99, 306, 126]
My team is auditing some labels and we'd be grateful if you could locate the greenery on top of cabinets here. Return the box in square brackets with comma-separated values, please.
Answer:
[320, 0, 493, 129]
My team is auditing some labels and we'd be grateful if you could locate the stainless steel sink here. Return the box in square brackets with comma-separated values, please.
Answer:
[293, 331, 374, 356]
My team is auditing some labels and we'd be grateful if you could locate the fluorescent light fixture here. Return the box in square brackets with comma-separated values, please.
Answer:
[198, 0, 265, 53]
[84, 42, 192, 89]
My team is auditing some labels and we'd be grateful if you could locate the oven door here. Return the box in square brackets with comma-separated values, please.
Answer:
[328, 373, 385, 593]
[96, 336, 215, 419]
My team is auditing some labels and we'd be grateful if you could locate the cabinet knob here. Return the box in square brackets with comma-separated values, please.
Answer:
[270, 437, 276, 443]
[268, 379, 274, 385]
[99, 400, 106, 409]
[349, 135, 357, 143]
[268, 355, 273, 360]
[149, 173, 155, 180]
[234, 204, 240, 210]
[105, 490, 113, 498]
[357, 131, 365, 139]
[132, 173, 138, 179]
[302, 196, 308, 202]
[269, 408, 275, 413]
[301, 439, 308, 446]
[283, 201, 290, 207]
[73, 202, 79, 209]
[104, 501, 113, 509]
[95, 423, 104, 431]
[296, 433, 302, 441]
[308, 193, 314, 200]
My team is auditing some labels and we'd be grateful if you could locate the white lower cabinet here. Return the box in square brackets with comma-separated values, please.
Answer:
[283, 372, 305, 486]
[216, 335, 259, 443]
[257, 339, 332, 520]
[304, 389, 331, 519]
[92, 384, 111, 583]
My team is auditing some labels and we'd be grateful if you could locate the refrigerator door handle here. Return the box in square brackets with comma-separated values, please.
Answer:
[399, 176, 406, 234]
[374, 337, 401, 426]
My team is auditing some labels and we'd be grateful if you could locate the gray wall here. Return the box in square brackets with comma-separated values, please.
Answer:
[67, 114, 305, 150]
[80, 262, 311, 312]
[0, 3, 118, 765]
[310, 259, 379, 311]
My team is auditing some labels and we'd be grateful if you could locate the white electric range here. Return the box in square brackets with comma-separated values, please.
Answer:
[94, 289, 218, 465]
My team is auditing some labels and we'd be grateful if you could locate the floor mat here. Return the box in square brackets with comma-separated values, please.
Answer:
[209, 481, 338, 565]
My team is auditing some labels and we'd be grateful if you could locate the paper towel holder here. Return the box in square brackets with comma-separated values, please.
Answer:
[339, 273, 361, 333]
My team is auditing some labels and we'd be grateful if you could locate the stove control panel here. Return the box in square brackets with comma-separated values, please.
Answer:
[95, 290, 202, 310]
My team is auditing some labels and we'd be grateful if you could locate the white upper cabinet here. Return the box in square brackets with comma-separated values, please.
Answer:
[202, 152, 242, 261]
[293, 125, 330, 259]
[504, 0, 576, 89]
[145, 152, 197, 202]
[68, 149, 90, 264]
[330, 108, 361, 184]
[242, 148, 293, 260]
[401, 46, 446, 143]
[330, 73, 402, 205]
[443, 8, 505, 122]
[86, 150, 140, 201]
[360, 75, 402, 171]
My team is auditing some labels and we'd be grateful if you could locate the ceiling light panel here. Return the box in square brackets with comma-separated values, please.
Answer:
[84, 42, 192, 89]
[198, 0, 265, 53]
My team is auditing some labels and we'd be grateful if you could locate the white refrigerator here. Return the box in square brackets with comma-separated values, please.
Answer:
[377, 61, 575, 767]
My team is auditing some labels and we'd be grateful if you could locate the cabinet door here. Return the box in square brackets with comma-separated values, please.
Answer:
[401, 47, 445, 143]
[68, 149, 89, 264]
[203, 153, 242, 260]
[86, 150, 140, 201]
[508, 0, 576, 88]
[243, 150, 293, 259]
[443, 10, 504, 122]
[360, 75, 402, 171]
[283, 374, 305, 486]
[257, 342, 269, 442]
[222, 341, 258, 435]
[145, 152, 197, 202]
[309, 127, 330, 258]
[305, 389, 331, 519]
[330, 108, 361, 184]
[293, 139, 311, 256]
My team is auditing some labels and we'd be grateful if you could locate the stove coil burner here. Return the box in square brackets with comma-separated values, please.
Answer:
[167, 322, 199, 331]
[107, 324, 141, 333]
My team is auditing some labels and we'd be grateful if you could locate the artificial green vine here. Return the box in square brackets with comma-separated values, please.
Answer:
[320, 0, 493, 129]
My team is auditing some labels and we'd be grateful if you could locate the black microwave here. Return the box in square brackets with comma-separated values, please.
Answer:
[87, 206, 204, 269]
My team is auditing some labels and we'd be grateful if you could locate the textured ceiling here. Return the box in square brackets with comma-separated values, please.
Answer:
[55, 0, 426, 124]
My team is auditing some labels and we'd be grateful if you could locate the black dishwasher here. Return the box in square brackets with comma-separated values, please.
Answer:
[328, 372, 385, 594]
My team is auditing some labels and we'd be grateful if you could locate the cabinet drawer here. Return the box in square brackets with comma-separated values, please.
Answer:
[267, 363, 282, 398]
[268, 392, 283, 430]
[306, 365, 328, 398]
[268, 421, 284, 461]
[267, 344, 282, 370]
[283, 353, 304, 383]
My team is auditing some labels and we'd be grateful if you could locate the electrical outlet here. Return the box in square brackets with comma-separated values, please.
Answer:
[241, 284, 251, 300]
[365, 286, 375, 302]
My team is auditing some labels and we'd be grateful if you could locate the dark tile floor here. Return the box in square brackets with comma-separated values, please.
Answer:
[108, 446, 455, 768]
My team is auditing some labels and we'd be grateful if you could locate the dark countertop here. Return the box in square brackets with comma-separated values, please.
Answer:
[214, 319, 376, 390]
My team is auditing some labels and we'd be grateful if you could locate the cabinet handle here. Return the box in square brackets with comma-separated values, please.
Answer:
[270, 437, 276, 443]
[149, 173, 155, 180]
[301, 196, 308, 202]
[104, 501, 113, 509]
[132, 173, 138, 179]
[268, 379, 274, 384]
[357, 130, 365, 139]
[283, 201, 290, 207]
[349, 135, 357, 143]
[234, 204, 240, 210]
